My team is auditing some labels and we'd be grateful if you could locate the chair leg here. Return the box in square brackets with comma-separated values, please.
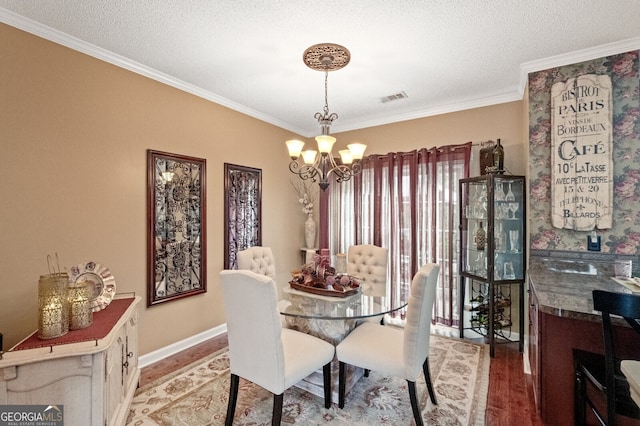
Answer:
[338, 361, 346, 409]
[225, 373, 239, 426]
[408, 380, 424, 426]
[423, 358, 437, 405]
[272, 393, 283, 425]
[323, 362, 332, 408]
[574, 368, 586, 426]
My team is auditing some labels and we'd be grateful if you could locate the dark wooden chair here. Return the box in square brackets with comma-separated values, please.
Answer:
[574, 289, 640, 425]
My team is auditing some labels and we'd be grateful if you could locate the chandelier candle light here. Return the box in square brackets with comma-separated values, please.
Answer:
[286, 43, 366, 190]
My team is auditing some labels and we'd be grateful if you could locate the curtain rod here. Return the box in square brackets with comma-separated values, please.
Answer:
[367, 143, 472, 160]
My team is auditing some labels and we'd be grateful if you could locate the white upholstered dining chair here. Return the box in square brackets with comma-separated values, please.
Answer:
[347, 244, 388, 297]
[335, 263, 440, 426]
[220, 270, 335, 425]
[237, 246, 290, 326]
[237, 246, 276, 280]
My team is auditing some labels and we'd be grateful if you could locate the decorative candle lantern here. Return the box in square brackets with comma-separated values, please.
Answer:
[68, 281, 93, 330]
[37, 273, 69, 339]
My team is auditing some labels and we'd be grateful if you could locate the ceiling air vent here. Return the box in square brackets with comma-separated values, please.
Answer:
[381, 91, 408, 103]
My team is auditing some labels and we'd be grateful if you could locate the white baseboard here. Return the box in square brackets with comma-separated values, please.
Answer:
[138, 323, 228, 368]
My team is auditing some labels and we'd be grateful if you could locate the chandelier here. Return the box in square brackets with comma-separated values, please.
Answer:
[286, 43, 366, 191]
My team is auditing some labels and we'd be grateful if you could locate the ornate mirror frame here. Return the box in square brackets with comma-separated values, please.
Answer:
[224, 163, 262, 269]
[147, 150, 207, 306]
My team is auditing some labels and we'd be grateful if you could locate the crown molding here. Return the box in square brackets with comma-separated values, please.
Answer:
[517, 36, 640, 97]
[331, 91, 522, 135]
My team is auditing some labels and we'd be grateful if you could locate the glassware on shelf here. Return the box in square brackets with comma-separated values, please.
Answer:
[505, 182, 515, 202]
[474, 251, 487, 275]
[466, 185, 482, 219]
[495, 203, 508, 219]
[495, 181, 506, 202]
[472, 185, 487, 219]
[465, 185, 478, 218]
[503, 261, 515, 279]
[494, 222, 504, 251]
[509, 230, 519, 253]
[509, 202, 519, 219]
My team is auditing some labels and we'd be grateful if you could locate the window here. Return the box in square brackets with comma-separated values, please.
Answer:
[328, 143, 471, 325]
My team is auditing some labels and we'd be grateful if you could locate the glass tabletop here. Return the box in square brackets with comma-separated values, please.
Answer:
[280, 285, 408, 320]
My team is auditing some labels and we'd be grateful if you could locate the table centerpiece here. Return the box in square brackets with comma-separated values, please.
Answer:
[289, 255, 360, 298]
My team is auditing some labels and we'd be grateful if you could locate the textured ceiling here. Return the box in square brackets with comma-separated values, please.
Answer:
[1, 1, 640, 137]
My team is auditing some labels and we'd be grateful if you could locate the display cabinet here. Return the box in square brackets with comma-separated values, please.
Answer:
[458, 174, 526, 357]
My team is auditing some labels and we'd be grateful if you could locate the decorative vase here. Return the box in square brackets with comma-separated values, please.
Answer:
[304, 214, 316, 248]
[474, 221, 486, 251]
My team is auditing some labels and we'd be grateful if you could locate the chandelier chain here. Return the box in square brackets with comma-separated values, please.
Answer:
[323, 71, 329, 116]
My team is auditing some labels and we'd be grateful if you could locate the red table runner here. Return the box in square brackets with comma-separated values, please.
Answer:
[13, 298, 135, 351]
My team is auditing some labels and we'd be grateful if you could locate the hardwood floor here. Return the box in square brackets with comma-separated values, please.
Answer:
[139, 333, 546, 425]
[485, 343, 545, 426]
[139, 334, 228, 386]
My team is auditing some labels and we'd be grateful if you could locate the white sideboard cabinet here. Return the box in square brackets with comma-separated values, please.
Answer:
[0, 296, 141, 426]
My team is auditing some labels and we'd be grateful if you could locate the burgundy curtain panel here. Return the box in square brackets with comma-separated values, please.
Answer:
[326, 142, 471, 326]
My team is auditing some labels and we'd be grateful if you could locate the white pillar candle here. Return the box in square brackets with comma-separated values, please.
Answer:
[305, 249, 316, 265]
[336, 253, 347, 274]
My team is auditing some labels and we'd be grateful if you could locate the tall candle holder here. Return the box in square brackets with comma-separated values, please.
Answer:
[68, 281, 93, 330]
[38, 273, 70, 339]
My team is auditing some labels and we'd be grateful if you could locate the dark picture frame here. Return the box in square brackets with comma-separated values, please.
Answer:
[224, 163, 262, 269]
[147, 150, 207, 306]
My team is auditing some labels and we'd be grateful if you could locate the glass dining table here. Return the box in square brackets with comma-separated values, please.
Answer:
[279, 284, 408, 401]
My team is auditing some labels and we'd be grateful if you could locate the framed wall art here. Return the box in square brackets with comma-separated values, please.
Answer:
[147, 150, 206, 306]
[224, 163, 262, 269]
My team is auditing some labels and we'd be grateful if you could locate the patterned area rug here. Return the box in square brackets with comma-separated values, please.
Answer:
[127, 335, 489, 425]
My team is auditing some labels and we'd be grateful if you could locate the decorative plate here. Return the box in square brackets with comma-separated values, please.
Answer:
[68, 261, 116, 312]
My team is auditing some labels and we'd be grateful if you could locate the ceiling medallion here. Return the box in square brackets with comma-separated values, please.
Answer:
[302, 43, 351, 72]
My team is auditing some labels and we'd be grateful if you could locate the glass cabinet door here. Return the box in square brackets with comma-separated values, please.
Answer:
[461, 180, 489, 279]
[493, 176, 525, 281]
[459, 175, 526, 282]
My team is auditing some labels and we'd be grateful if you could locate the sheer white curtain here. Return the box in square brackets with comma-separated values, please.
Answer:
[328, 143, 471, 325]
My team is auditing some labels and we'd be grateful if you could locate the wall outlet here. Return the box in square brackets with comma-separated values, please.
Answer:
[587, 235, 601, 251]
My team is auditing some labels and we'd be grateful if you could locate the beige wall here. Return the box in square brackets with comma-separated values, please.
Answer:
[335, 101, 526, 176]
[0, 24, 305, 353]
[0, 23, 528, 354]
